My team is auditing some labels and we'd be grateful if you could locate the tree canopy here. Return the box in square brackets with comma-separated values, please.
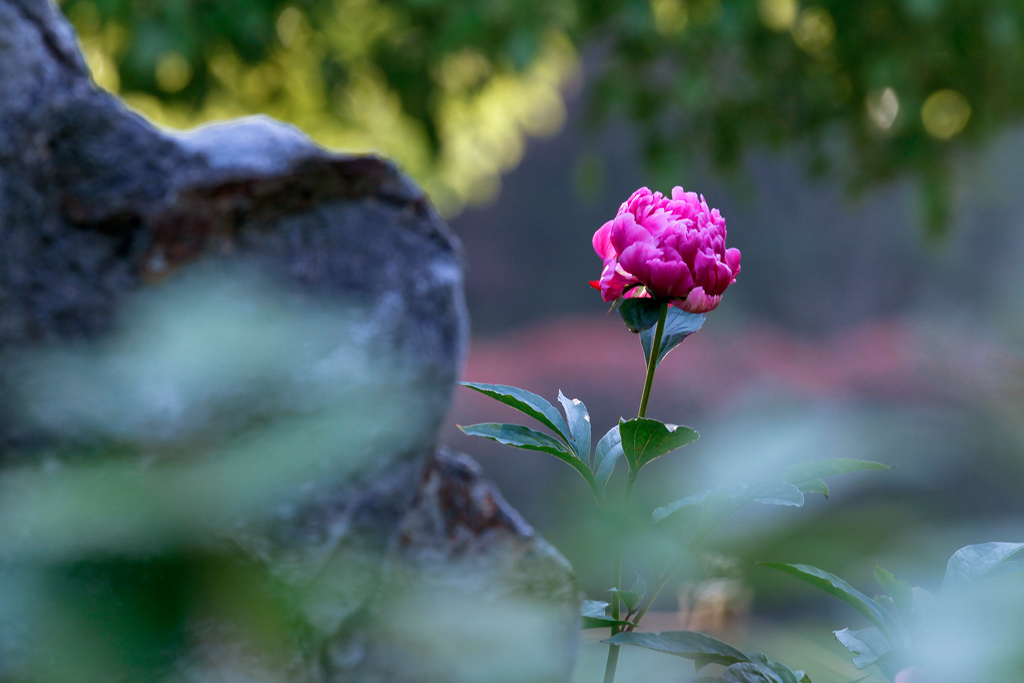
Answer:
[61, 0, 1024, 234]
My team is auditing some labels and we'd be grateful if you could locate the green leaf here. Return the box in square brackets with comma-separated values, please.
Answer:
[651, 479, 802, 527]
[651, 488, 715, 523]
[740, 479, 804, 507]
[618, 298, 662, 332]
[780, 459, 891, 498]
[655, 458, 888, 532]
[834, 627, 891, 669]
[640, 306, 706, 367]
[608, 588, 641, 613]
[619, 417, 699, 472]
[653, 460, 885, 526]
[761, 563, 903, 644]
[593, 425, 623, 494]
[942, 542, 1024, 591]
[874, 594, 896, 613]
[874, 565, 913, 622]
[629, 574, 648, 602]
[557, 390, 591, 464]
[580, 600, 635, 630]
[458, 423, 594, 487]
[716, 655, 811, 683]
[718, 662, 783, 683]
[753, 654, 809, 683]
[799, 478, 830, 498]
[604, 631, 750, 670]
[650, 459, 886, 551]
[459, 382, 574, 451]
[458, 422, 572, 458]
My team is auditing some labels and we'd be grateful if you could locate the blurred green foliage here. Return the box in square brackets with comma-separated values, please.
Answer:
[59, 0, 1024, 234]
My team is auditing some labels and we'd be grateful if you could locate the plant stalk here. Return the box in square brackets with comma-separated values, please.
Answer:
[603, 550, 622, 683]
[637, 302, 669, 420]
[602, 643, 621, 683]
[627, 508, 730, 632]
[602, 302, 668, 683]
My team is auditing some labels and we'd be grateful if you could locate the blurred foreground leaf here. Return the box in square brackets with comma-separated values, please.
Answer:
[605, 630, 749, 669]
[942, 542, 1024, 591]
[834, 627, 892, 670]
[652, 459, 889, 529]
[780, 459, 891, 500]
[580, 600, 634, 630]
[762, 563, 903, 645]
[607, 631, 811, 682]
[874, 565, 914, 624]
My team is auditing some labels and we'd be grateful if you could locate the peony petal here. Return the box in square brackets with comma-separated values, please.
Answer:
[659, 218, 694, 251]
[671, 186, 699, 204]
[621, 187, 653, 216]
[708, 260, 734, 296]
[672, 232, 701, 263]
[638, 209, 672, 238]
[618, 241, 661, 284]
[725, 247, 741, 277]
[592, 220, 616, 260]
[692, 249, 717, 292]
[646, 259, 694, 299]
[610, 214, 656, 254]
[677, 286, 722, 314]
[598, 263, 638, 302]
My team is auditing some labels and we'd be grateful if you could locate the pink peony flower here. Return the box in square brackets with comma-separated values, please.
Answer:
[591, 186, 741, 314]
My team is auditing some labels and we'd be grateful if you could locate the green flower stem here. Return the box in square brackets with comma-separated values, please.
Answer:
[603, 472, 634, 683]
[637, 302, 669, 420]
[603, 302, 669, 683]
[626, 570, 671, 631]
[602, 641, 621, 683]
[581, 468, 603, 507]
[603, 552, 623, 683]
[626, 516, 729, 633]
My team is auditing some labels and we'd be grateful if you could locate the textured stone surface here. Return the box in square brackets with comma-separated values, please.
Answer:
[0, 1, 578, 681]
[247, 448, 580, 683]
[0, 0, 465, 455]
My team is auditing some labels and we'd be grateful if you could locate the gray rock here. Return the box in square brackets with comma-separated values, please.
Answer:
[0, 0, 465, 455]
[0, 1, 578, 681]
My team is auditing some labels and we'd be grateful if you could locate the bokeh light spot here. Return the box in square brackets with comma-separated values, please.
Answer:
[651, 0, 689, 35]
[276, 7, 303, 48]
[866, 87, 900, 131]
[757, 0, 798, 31]
[154, 51, 192, 93]
[435, 50, 492, 92]
[921, 89, 971, 140]
[792, 7, 835, 56]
